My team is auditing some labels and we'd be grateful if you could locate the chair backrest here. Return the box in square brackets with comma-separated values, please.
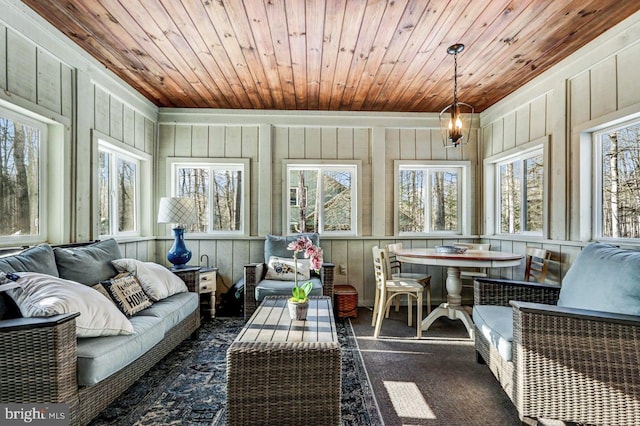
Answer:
[372, 246, 391, 288]
[524, 247, 551, 283]
[385, 243, 403, 273]
[264, 233, 319, 264]
[454, 242, 491, 251]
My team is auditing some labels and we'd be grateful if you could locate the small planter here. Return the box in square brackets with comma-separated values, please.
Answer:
[287, 299, 309, 320]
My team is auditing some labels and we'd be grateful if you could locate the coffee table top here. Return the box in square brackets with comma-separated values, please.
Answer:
[236, 296, 337, 344]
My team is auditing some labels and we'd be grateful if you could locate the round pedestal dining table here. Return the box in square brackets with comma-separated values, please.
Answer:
[395, 247, 524, 339]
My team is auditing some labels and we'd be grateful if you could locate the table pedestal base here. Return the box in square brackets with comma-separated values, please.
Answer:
[420, 303, 474, 339]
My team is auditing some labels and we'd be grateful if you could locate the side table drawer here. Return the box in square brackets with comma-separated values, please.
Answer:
[199, 269, 217, 319]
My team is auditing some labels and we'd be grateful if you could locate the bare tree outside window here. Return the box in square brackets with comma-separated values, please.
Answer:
[601, 123, 640, 239]
[398, 166, 461, 233]
[98, 145, 139, 237]
[499, 151, 543, 234]
[0, 116, 40, 237]
[176, 165, 243, 233]
[288, 166, 355, 234]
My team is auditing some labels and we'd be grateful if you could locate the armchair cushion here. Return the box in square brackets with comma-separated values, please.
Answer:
[557, 242, 640, 316]
[264, 233, 320, 276]
[473, 305, 513, 361]
[255, 277, 323, 302]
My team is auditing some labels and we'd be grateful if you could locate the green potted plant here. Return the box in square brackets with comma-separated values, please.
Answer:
[286, 236, 323, 320]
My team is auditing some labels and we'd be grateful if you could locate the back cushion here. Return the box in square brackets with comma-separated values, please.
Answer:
[557, 242, 640, 316]
[263, 233, 320, 264]
[0, 244, 58, 319]
[54, 239, 123, 285]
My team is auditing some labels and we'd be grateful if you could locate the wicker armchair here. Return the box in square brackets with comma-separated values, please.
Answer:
[474, 246, 640, 425]
[243, 234, 335, 319]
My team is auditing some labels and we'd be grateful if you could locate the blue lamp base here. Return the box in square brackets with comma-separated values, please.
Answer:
[167, 227, 192, 269]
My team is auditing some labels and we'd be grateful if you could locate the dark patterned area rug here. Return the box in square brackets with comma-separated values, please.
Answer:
[90, 317, 382, 426]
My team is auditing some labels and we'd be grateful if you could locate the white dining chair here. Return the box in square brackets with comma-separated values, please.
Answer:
[371, 246, 423, 338]
[386, 243, 432, 314]
[453, 242, 492, 282]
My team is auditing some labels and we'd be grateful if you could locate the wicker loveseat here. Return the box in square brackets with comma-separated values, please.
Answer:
[0, 239, 200, 426]
[473, 242, 640, 425]
[243, 233, 334, 319]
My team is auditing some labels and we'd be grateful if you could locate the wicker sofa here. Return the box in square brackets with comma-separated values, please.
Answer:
[243, 233, 334, 319]
[0, 239, 200, 426]
[473, 242, 640, 425]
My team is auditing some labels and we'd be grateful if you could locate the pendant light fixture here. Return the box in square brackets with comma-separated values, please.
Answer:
[440, 43, 474, 147]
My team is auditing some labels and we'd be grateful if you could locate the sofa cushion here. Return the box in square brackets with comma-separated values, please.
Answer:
[111, 258, 188, 301]
[54, 239, 122, 285]
[0, 244, 59, 276]
[255, 277, 323, 302]
[135, 292, 198, 333]
[557, 242, 640, 316]
[101, 273, 153, 317]
[1, 272, 133, 337]
[76, 315, 164, 385]
[473, 305, 514, 362]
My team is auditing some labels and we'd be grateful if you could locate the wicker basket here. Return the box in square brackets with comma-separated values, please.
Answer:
[334, 285, 358, 318]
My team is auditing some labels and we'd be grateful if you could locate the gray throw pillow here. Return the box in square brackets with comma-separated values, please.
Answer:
[557, 242, 640, 316]
[54, 239, 123, 285]
[0, 244, 59, 276]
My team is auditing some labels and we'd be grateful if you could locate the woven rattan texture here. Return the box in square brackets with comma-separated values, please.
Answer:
[335, 285, 358, 318]
[244, 262, 335, 319]
[473, 279, 560, 306]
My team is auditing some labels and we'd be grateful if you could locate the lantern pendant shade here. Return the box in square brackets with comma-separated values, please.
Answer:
[440, 43, 474, 148]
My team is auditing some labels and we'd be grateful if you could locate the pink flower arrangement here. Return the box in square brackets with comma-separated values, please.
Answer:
[287, 236, 323, 302]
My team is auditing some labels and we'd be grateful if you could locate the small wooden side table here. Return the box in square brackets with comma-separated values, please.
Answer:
[198, 267, 217, 319]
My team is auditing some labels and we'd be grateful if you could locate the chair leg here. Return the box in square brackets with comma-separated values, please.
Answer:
[416, 291, 422, 338]
[407, 294, 413, 327]
[374, 296, 394, 338]
[371, 285, 380, 327]
[426, 284, 431, 314]
[394, 295, 400, 312]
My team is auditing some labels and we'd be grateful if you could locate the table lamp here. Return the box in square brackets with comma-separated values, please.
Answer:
[157, 197, 197, 269]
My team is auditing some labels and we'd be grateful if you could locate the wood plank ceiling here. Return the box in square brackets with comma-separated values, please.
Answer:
[22, 0, 640, 112]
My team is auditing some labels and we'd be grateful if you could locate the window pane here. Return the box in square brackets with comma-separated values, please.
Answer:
[117, 158, 136, 233]
[0, 117, 40, 237]
[430, 171, 458, 231]
[323, 169, 352, 231]
[500, 162, 521, 233]
[176, 167, 209, 233]
[601, 124, 640, 238]
[399, 169, 425, 233]
[525, 154, 543, 232]
[212, 169, 242, 232]
[99, 150, 111, 235]
[289, 169, 318, 233]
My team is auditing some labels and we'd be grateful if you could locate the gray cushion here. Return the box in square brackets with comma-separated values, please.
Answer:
[0, 244, 58, 319]
[135, 292, 198, 333]
[54, 239, 122, 285]
[0, 244, 58, 276]
[255, 277, 323, 302]
[557, 242, 640, 316]
[76, 315, 164, 385]
[264, 233, 319, 264]
[473, 305, 514, 362]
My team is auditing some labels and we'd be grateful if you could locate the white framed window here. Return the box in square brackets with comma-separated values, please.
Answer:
[168, 158, 250, 235]
[593, 119, 640, 241]
[496, 149, 544, 235]
[394, 161, 470, 235]
[484, 136, 548, 238]
[98, 140, 146, 238]
[284, 161, 360, 236]
[0, 107, 47, 244]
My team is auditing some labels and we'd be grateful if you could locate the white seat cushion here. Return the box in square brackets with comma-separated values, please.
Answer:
[473, 305, 513, 362]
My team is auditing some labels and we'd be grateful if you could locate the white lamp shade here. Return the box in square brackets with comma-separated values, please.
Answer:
[157, 197, 197, 227]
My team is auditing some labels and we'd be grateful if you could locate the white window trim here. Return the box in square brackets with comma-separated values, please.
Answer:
[166, 157, 250, 237]
[0, 107, 48, 245]
[591, 118, 640, 243]
[394, 160, 471, 236]
[93, 130, 152, 239]
[484, 135, 549, 238]
[283, 160, 362, 236]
